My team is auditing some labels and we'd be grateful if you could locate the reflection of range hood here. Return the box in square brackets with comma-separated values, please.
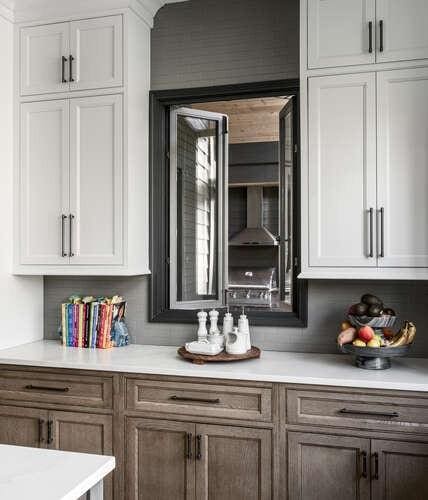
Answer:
[229, 186, 279, 246]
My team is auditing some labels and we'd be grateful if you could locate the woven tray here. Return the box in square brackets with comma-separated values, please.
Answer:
[178, 346, 261, 365]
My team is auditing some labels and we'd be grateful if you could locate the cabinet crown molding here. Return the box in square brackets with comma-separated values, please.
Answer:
[1, 0, 185, 25]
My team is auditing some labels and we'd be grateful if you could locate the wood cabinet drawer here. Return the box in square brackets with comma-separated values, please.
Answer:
[126, 378, 272, 421]
[0, 370, 113, 409]
[287, 388, 428, 433]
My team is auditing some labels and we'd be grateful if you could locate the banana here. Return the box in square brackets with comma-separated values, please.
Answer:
[405, 321, 417, 344]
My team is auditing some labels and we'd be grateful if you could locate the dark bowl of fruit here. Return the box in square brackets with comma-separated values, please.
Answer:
[337, 294, 416, 369]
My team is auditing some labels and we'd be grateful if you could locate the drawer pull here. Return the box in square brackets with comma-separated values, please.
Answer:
[169, 395, 220, 404]
[339, 408, 399, 418]
[25, 384, 70, 393]
[47, 419, 54, 445]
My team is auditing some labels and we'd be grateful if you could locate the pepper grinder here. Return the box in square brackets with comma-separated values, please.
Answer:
[197, 310, 208, 343]
[209, 309, 220, 335]
[223, 307, 234, 336]
[238, 307, 251, 351]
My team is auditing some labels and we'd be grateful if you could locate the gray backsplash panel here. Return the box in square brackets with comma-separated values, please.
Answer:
[44, 276, 428, 356]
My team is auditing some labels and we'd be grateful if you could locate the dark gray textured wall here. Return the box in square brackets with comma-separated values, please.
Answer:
[151, 0, 299, 90]
[43, 0, 428, 356]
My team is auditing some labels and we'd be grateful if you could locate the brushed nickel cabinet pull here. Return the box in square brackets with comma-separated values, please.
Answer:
[69, 214, 75, 257]
[61, 56, 68, 83]
[368, 21, 373, 53]
[69, 55, 74, 82]
[47, 420, 54, 445]
[368, 208, 374, 258]
[169, 395, 220, 404]
[38, 419, 46, 443]
[61, 214, 68, 257]
[25, 384, 70, 393]
[339, 408, 398, 418]
[378, 207, 385, 257]
[186, 433, 192, 460]
[360, 450, 368, 478]
[196, 434, 202, 460]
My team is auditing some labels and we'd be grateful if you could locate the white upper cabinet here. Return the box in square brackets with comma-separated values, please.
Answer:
[376, 0, 428, 63]
[308, 0, 376, 68]
[19, 100, 69, 264]
[20, 23, 69, 95]
[307, 0, 428, 69]
[69, 95, 123, 265]
[69, 16, 123, 91]
[19, 16, 123, 96]
[377, 67, 428, 267]
[308, 73, 377, 267]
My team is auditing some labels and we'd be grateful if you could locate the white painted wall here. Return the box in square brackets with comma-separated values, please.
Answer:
[0, 15, 43, 349]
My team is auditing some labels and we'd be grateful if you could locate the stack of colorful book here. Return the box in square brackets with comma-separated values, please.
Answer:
[61, 295, 126, 349]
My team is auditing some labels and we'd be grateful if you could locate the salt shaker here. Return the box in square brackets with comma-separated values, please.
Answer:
[197, 310, 208, 343]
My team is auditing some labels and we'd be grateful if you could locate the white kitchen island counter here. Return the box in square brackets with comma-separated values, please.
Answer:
[0, 444, 115, 500]
[0, 340, 427, 392]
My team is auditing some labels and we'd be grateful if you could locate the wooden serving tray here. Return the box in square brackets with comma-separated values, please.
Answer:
[178, 346, 261, 365]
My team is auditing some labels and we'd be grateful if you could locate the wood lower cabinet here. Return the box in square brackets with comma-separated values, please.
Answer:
[195, 424, 272, 500]
[288, 432, 371, 500]
[371, 439, 428, 500]
[125, 418, 272, 500]
[0, 405, 48, 448]
[126, 418, 195, 500]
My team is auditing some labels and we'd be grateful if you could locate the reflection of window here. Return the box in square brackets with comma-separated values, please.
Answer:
[195, 134, 217, 295]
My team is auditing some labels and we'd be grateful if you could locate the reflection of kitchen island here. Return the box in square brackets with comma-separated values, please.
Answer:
[0, 444, 115, 499]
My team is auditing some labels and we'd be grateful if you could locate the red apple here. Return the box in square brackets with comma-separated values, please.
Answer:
[358, 326, 375, 343]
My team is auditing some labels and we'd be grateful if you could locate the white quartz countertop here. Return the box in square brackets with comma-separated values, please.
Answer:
[0, 340, 426, 392]
[0, 444, 115, 500]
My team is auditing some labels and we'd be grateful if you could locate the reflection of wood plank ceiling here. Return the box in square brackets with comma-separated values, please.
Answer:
[191, 97, 289, 144]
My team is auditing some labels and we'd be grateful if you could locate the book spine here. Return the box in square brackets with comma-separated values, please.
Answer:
[61, 304, 67, 346]
[78, 303, 84, 348]
[67, 304, 73, 347]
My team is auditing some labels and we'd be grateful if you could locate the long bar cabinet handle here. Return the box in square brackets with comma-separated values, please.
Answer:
[169, 395, 220, 404]
[186, 433, 192, 460]
[69, 214, 75, 257]
[25, 384, 70, 393]
[61, 56, 68, 83]
[61, 214, 68, 257]
[339, 408, 398, 418]
[368, 21, 373, 53]
[196, 434, 202, 460]
[379, 20, 384, 52]
[368, 208, 374, 258]
[38, 419, 46, 443]
[360, 450, 368, 478]
[69, 55, 75, 82]
[47, 420, 54, 445]
[378, 207, 385, 257]
[373, 452, 379, 480]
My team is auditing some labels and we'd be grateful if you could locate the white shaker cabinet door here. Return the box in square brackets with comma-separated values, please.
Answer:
[376, 0, 428, 63]
[20, 23, 70, 96]
[377, 67, 428, 267]
[69, 94, 123, 265]
[307, 0, 375, 69]
[19, 100, 70, 264]
[69, 16, 123, 91]
[308, 73, 377, 267]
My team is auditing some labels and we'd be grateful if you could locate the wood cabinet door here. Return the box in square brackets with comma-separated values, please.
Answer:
[308, 73, 377, 267]
[376, 0, 428, 63]
[307, 0, 375, 68]
[20, 22, 70, 96]
[377, 67, 428, 267]
[288, 432, 371, 500]
[69, 94, 123, 265]
[69, 16, 123, 91]
[125, 418, 195, 500]
[0, 406, 48, 448]
[195, 424, 272, 500]
[49, 411, 113, 499]
[19, 99, 70, 265]
[371, 439, 428, 500]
